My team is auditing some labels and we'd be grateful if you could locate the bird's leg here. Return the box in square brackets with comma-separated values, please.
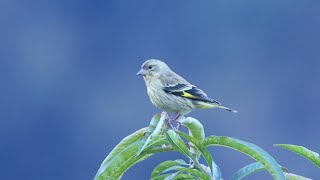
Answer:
[170, 114, 182, 130]
[165, 120, 175, 129]
[165, 113, 183, 130]
[176, 122, 182, 129]
[171, 114, 181, 121]
[163, 112, 175, 129]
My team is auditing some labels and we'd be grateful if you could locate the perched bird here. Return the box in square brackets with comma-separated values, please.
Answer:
[137, 59, 237, 122]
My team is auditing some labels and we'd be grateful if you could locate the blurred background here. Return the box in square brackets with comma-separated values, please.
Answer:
[1, 0, 319, 179]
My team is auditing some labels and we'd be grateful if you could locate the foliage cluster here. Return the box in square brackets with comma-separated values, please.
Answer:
[94, 113, 319, 180]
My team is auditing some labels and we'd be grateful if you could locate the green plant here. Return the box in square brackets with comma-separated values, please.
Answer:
[94, 113, 319, 180]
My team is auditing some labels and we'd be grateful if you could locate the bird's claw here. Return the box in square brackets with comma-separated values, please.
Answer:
[162, 112, 182, 130]
[164, 118, 182, 130]
[165, 119, 175, 129]
[176, 122, 181, 129]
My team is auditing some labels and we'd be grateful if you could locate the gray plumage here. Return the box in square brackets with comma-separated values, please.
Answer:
[137, 59, 237, 116]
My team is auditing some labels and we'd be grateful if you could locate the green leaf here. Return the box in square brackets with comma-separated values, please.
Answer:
[142, 137, 170, 153]
[154, 165, 210, 179]
[95, 128, 147, 179]
[180, 117, 205, 161]
[275, 144, 320, 168]
[151, 159, 188, 178]
[204, 136, 285, 180]
[150, 174, 171, 180]
[94, 124, 173, 180]
[164, 171, 181, 180]
[232, 162, 265, 180]
[144, 144, 174, 154]
[158, 164, 211, 179]
[199, 162, 222, 179]
[174, 174, 199, 180]
[162, 170, 204, 180]
[181, 117, 205, 142]
[284, 172, 312, 180]
[148, 114, 163, 133]
[232, 162, 288, 180]
[164, 130, 211, 179]
[165, 129, 191, 159]
[151, 173, 199, 180]
[95, 141, 150, 179]
[212, 161, 223, 180]
[137, 113, 167, 155]
[176, 131, 214, 178]
[174, 168, 211, 180]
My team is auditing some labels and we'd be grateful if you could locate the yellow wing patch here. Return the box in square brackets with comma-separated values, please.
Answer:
[182, 92, 196, 98]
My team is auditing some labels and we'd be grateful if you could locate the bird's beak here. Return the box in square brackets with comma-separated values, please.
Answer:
[137, 69, 147, 76]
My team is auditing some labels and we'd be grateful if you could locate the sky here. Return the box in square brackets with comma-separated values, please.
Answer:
[0, 0, 320, 179]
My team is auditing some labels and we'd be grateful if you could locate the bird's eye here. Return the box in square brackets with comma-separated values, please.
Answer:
[148, 65, 153, 69]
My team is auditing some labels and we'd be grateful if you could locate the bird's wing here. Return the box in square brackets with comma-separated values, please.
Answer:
[163, 83, 221, 105]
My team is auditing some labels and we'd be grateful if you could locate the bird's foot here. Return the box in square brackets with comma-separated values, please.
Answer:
[171, 114, 182, 130]
[176, 122, 181, 129]
[164, 118, 175, 129]
[161, 111, 173, 129]
[165, 114, 183, 130]
[162, 112, 183, 130]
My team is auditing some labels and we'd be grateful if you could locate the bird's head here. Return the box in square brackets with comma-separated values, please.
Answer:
[137, 59, 170, 80]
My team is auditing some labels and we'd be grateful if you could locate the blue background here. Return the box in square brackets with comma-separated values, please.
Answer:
[1, 0, 319, 179]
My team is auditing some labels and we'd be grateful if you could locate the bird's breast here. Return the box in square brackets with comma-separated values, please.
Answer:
[146, 82, 194, 115]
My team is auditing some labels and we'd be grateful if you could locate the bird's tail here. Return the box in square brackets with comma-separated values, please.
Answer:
[196, 101, 238, 113]
[217, 105, 238, 113]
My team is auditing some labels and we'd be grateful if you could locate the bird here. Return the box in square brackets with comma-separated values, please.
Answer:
[137, 59, 237, 123]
